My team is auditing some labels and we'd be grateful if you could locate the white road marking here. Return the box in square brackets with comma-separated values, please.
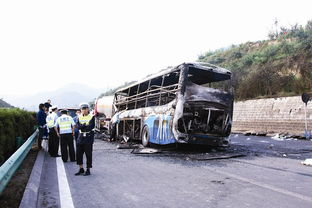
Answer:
[56, 157, 75, 208]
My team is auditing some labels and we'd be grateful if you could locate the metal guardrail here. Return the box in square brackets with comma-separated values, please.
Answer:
[0, 129, 39, 195]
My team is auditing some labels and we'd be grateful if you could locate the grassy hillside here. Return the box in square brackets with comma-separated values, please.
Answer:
[198, 20, 312, 100]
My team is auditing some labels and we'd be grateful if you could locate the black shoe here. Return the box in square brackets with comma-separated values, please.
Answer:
[70, 160, 76, 162]
[52, 154, 61, 157]
[83, 168, 90, 176]
[75, 168, 85, 176]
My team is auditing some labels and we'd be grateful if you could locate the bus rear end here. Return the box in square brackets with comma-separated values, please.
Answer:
[172, 63, 233, 146]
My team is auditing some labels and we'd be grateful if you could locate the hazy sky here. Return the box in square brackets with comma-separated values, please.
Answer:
[1, 0, 311, 98]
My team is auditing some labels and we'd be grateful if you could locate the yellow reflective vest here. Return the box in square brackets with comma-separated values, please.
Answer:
[46, 112, 58, 128]
[78, 114, 93, 125]
[56, 114, 75, 134]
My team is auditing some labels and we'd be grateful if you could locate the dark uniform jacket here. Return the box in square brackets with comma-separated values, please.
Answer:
[36, 109, 46, 127]
[77, 116, 95, 144]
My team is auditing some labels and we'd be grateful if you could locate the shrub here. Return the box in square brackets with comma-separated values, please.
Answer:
[0, 108, 36, 164]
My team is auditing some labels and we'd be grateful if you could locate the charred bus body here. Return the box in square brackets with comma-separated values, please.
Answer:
[111, 63, 234, 146]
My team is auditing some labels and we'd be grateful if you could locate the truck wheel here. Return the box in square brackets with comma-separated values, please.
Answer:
[141, 126, 150, 147]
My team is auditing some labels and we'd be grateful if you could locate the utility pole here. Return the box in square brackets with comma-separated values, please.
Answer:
[302, 93, 312, 139]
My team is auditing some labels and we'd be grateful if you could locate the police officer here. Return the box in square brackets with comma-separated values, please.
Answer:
[75, 103, 95, 176]
[36, 103, 46, 149]
[73, 109, 81, 141]
[55, 109, 76, 162]
[46, 105, 60, 157]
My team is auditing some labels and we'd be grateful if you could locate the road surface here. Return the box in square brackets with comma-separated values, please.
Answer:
[37, 134, 312, 208]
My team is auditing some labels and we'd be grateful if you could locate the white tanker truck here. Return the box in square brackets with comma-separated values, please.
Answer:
[94, 96, 114, 137]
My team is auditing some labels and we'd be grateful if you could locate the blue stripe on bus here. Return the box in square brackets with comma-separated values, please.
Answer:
[144, 115, 176, 145]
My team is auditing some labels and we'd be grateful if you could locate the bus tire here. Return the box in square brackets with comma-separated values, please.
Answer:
[141, 126, 150, 147]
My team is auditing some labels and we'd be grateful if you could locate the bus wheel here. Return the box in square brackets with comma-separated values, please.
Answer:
[141, 126, 150, 147]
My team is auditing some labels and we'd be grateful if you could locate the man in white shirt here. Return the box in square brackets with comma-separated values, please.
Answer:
[46, 105, 60, 157]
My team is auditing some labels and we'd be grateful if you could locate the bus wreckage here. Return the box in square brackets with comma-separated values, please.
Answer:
[110, 62, 234, 146]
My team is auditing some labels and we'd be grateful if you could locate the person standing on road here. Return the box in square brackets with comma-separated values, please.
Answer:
[46, 105, 60, 157]
[42, 102, 51, 141]
[75, 103, 95, 176]
[73, 109, 81, 141]
[36, 103, 47, 150]
[55, 109, 76, 162]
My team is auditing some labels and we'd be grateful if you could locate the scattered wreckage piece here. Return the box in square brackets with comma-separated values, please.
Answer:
[116, 143, 144, 149]
[187, 153, 246, 161]
[301, 158, 312, 166]
[131, 148, 162, 154]
[244, 132, 267, 136]
[271, 134, 286, 141]
[243, 131, 309, 140]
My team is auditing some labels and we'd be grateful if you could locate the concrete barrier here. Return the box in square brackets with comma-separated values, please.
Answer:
[232, 96, 312, 135]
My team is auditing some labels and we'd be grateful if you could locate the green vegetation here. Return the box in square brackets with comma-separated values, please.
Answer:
[0, 108, 36, 165]
[198, 20, 312, 100]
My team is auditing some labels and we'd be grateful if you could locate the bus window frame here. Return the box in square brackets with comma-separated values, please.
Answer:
[114, 71, 181, 111]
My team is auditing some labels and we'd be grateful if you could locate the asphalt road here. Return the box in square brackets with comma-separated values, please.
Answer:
[37, 134, 312, 208]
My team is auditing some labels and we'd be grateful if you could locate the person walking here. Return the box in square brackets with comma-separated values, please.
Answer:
[55, 109, 76, 162]
[46, 105, 60, 157]
[36, 103, 46, 150]
[75, 103, 95, 176]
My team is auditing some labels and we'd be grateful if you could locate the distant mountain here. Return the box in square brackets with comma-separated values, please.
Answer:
[0, 99, 13, 108]
[6, 83, 105, 111]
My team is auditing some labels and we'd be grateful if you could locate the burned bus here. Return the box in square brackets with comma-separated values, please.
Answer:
[111, 62, 234, 146]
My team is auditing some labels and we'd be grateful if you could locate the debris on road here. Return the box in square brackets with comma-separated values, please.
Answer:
[301, 158, 312, 166]
[122, 135, 130, 143]
[117, 143, 144, 149]
[256, 132, 267, 136]
[211, 180, 225, 185]
[188, 153, 246, 161]
[268, 144, 274, 149]
[240, 132, 307, 140]
[131, 148, 162, 154]
[270, 133, 308, 141]
[271, 134, 285, 141]
[244, 131, 267, 136]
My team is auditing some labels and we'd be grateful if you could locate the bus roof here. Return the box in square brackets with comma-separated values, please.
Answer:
[116, 62, 231, 94]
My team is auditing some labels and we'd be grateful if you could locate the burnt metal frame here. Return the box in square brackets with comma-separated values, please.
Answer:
[114, 83, 179, 109]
